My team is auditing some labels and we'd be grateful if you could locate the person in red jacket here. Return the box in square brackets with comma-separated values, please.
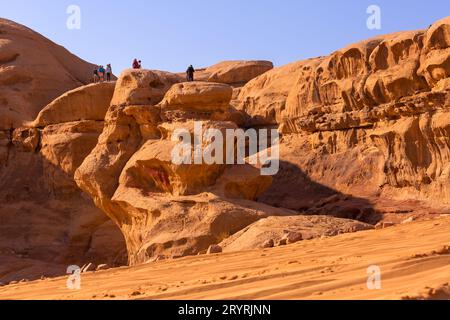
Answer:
[132, 59, 142, 69]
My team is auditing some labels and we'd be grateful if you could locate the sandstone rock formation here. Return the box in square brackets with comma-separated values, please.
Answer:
[236, 17, 450, 220]
[75, 74, 290, 265]
[0, 23, 120, 283]
[236, 59, 321, 125]
[0, 18, 96, 130]
[219, 216, 373, 252]
[32, 82, 116, 127]
[183, 60, 274, 86]
[111, 69, 182, 107]
[0, 126, 127, 283]
[2, 16, 450, 287]
[160, 82, 233, 112]
[201, 60, 274, 86]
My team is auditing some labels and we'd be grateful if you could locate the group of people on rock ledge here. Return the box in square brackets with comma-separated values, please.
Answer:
[93, 64, 112, 83]
[93, 59, 197, 83]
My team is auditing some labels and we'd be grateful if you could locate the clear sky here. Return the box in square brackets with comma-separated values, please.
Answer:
[1, 0, 449, 74]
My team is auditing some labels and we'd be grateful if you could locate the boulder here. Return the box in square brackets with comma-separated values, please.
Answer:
[205, 60, 274, 85]
[283, 231, 303, 244]
[110, 69, 181, 106]
[219, 216, 374, 252]
[75, 105, 143, 201]
[160, 82, 233, 112]
[32, 82, 115, 127]
[261, 239, 274, 249]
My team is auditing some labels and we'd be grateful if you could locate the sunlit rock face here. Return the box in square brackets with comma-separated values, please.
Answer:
[3, 15, 450, 284]
[0, 18, 96, 130]
[75, 75, 285, 265]
[235, 17, 450, 217]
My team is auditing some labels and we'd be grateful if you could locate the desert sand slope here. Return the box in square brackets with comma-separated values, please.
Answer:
[1, 216, 449, 300]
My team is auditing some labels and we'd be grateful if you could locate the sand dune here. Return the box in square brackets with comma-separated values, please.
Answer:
[1, 216, 449, 300]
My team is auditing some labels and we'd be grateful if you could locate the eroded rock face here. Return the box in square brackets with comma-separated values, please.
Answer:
[419, 17, 450, 87]
[0, 82, 126, 283]
[235, 60, 320, 125]
[237, 17, 450, 216]
[40, 121, 105, 178]
[237, 18, 450, 129]
[4, 17, 449, 282]
[0, 126, 127, 283]
[75, 77, 286, 264]
[0, 18, 96, 130]
[74, 17, 450, 264]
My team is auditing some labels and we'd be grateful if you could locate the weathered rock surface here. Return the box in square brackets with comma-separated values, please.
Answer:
[3, 17, 450, 285]
[0, 139, 127, 283]
[158, 81, 247, 125]
[75, 76, 290, 264]
[32, 82, 116, 127]
[235, 60, 319, 125]
[202, 60, 274, 86]
[181, 60, 274, 87]
[74, 18, 450, 265]
[0, 22, 123, 283]
[418, 17, 450, 87]
[160, 82, 233, 112]
[110, 69, 181, 107]
[237, 17, 450, 218]
[0, 18, 96, 130]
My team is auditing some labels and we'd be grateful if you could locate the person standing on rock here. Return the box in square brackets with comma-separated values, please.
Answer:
[98, 65, 106, 82]
[106, 64, 112, 82]
[133, 59, 142, 69]
[93, 65, 99, 83]
[186, 65, 195, 82]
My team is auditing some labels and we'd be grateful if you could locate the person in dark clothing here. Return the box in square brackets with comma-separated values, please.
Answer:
[186, 65, 195, 82]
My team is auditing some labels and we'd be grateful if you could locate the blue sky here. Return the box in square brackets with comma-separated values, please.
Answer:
[1, 0, 448, 73]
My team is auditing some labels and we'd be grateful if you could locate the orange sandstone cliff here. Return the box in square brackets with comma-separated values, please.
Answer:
[0, 17, 449, 285]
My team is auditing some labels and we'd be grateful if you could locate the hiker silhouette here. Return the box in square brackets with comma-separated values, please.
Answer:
[186, 65, 195, 82]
